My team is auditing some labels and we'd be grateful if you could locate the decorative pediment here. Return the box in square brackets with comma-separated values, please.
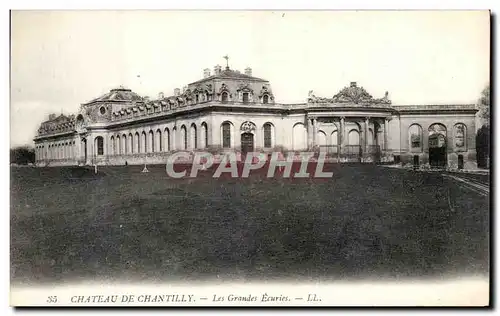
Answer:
[218, 83, 231, 95]
[332, 82, 391, 105]
[259, 85, 269, 95]
[240, 121, 256, 133]
[237, 82, 253, 93]
[205, 84, 213, 93]
[183, 89, 193, 100]
[308, 82, 391, 106]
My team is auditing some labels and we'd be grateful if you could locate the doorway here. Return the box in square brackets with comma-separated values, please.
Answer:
[241, 133, 254, 154]
[413, 155, 419, 167]
[82, 138, 88, 164]
[458, 154, 464, 170]
[428, 134, 447, 168]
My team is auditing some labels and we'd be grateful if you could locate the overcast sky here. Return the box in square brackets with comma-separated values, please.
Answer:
[10, 10, 490, 147]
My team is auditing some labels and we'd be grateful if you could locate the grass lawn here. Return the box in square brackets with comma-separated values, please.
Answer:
[10, 164, 489, 285]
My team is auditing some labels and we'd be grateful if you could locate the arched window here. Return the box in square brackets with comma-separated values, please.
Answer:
[134, 132, 140, 154]
[122, 134, 127, 154]
[128, 133, 133, 154]
[409, 124, 423, 152]
[221, 92, 229, 103]
[181, 125, 187, 150]
[110, 136, 115, 154]
[172, 127, 177, 150]
[263, 94, 269, 104]
[95, 136, 104, 156]
[242, 92, 249, 103]
[116, 135, 121, 155]
[148, 130, 154, 153]
[195, 94, 199, 103]
[454, 123, 467, 150]
[264, 123, 272, 148]
[348, 129, 360, 146]
[222, 122, 231, 148]
[141, 131, 147, 153]
[156, 129, 162, 152]
[190, 124, 197, 149]
[201, 122, 208, 149]
[165, 128, 170, 151]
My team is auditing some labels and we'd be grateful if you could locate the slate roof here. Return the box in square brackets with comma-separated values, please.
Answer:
[190, 68, 267, 85]
[84, 87, 144, 104]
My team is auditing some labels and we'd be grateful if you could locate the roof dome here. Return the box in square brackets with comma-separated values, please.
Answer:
[84, 87, 144, 104]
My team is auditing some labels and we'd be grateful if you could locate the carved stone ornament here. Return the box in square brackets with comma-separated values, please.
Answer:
[308, 83, 392, 105]
[240, 121, 256, 133]
[259, 85, 273, 98]
[218, 83, 230, 95]
[331, 82, 392, 105]
[237, 82, 253, 93]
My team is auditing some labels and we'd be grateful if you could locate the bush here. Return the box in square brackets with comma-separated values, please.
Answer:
[10, 146, 35, 165]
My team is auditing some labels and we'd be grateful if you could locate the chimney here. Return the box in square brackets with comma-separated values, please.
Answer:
[182, 86, 187, 93]
[174, 88, 180, 96]
[143, 96, 150, 102]
[350, 82, 357, 87]
[48, 114, 56, 120]
[203, 68, 211, 78]
[214, 65, 222, 76]
[245, 67, 252, 76]
[158, 92, 164, 99]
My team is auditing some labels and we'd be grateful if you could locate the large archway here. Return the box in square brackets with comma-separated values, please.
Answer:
[428, 123, 447, 167]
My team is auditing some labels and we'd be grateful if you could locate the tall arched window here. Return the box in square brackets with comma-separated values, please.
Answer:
[190, 124, 197, 149]
[141, 131, 147, 153]
[165, 128, 170, 151]
[116, 135, 121, 155]
[201, 122, 208, 149]
[156, 129, 162, 152]
[134, 132, 140, 153]
[128, 133, 133, 154]
[95, 136, 104, 156]
[348, 129, 360, 146]
[110, 136, 115, 154]
[263, 123, 272, 148]
[409, 124, 423, 152]
[122, 134, 127, 154]
[221, 92, 229, 103]
[222, 122, 231, 148]
[454, 123, 467, 150]
[181, 125, 187, 150]
[172, 127, 177, 150]
[263, 95, 269, 104]
[148, 130, 154, 153]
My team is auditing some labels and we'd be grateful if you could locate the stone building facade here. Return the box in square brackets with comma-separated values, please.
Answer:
[33, 62, 478, 168]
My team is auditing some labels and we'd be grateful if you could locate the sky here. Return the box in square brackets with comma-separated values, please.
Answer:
[10, 10, 490, 147]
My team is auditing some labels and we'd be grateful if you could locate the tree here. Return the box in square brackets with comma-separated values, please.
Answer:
[478, 85, 490, 124]
[10, 146, 35, 165]
[476, 84, 491, 168]
[476, 125, 490, 168]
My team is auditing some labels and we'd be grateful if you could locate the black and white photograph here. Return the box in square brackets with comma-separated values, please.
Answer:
[9, 10, 490, 306]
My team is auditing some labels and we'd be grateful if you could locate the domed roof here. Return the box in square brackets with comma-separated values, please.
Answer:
[84, 87, 144, 104]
